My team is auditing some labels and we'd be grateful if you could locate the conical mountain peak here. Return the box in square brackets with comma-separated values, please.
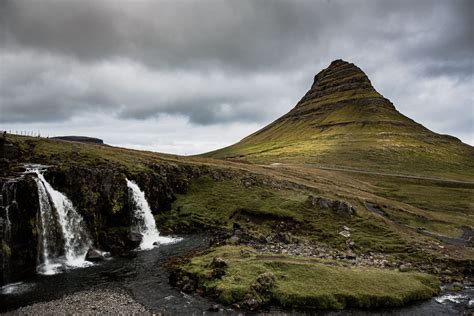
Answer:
[297, 59, 379, 107]
[205, 59, 473, 180]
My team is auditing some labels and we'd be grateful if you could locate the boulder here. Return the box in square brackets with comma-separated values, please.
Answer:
[86, 249, 111, 262]
[307, 195, 333, 209]
[333, 201, 355, 216]
[339, 230, 351, 238]
[307, 195, 355, 216]
[211, 257, 228, 279]
[251, 272, 276, 294]
[208, 304, 220, 312]
[242, 296, 260, 311]
[399, 263, 412, 272]
[211, 257, 228, 269]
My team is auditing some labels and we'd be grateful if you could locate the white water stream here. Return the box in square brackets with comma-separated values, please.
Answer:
[126, 179, 179, 250]
[31, 168, 92, 275]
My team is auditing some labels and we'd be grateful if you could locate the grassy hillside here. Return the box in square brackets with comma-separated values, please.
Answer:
[204, 60, 474, 181]
[5, 134, 473, 258]
[3, 133, 473, 311]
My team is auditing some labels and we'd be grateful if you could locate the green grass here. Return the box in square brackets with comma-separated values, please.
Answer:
[9, 135, 182, 173]
[8, 134, 472, 263]
[180, 245, 440, 310]
[204, 100, 474, 181]
[157, 176, 306, 230]
[349, 173, 474, 237]
[158, 176, 429, 258]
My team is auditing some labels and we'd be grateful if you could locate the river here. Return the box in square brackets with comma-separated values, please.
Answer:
[1, 235, 472, 315]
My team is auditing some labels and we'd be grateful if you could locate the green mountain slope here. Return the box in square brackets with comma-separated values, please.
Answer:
[205, 60, 474, 180]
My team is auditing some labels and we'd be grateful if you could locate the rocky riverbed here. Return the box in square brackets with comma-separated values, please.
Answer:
[3, 288, 150, 315]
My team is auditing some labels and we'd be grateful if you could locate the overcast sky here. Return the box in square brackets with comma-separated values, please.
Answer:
[1, 0, 473, 154]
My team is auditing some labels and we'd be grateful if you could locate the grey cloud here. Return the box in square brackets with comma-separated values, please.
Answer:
[2, 0, 334, 72]
[0, 0, 472, 147]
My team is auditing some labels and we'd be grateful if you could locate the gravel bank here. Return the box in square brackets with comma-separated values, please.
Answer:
[3, 288, 152, 315]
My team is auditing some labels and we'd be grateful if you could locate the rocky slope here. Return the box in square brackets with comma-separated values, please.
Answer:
[205, 60, 474, 180]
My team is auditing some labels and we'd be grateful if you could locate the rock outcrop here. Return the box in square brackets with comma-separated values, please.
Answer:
[307, 195, 356, 216]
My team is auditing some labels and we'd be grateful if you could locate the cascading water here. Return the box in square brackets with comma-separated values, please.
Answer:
[31, 168, 92, 275]
[1, 180, 17, 284]
[126, 179, 179, 250]
[1, 180, 16, 240]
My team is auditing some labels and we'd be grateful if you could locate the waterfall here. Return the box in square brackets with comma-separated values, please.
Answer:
[31, 168, 92, 275]
[1, 180, 17, 284]
[1, 180, 16, 240]
[126, 179, 179, 250]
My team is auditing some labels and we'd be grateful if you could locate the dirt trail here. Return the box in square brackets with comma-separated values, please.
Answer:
[364, 201, 473, 246]
[266, 163, 474, 185]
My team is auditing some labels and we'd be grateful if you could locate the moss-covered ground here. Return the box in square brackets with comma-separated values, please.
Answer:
[178, 245, 440, 310]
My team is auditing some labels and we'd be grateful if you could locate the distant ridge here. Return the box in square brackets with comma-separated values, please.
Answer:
[52, 136, 104, 145]
[204, 60, 474, 180]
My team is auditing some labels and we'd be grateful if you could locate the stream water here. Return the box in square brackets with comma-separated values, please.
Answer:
[1, 234, 472, 315]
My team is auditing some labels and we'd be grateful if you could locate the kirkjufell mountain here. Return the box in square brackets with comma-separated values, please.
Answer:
[205, 60, 474, 180]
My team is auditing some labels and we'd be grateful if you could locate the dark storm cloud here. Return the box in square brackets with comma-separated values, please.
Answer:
[2, 0, 338, 71]
[0, 0, 472, 146]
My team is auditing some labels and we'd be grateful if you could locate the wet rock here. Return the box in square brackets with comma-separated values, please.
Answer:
[208, 304, 220, 312]
[451, 282, 463, 291]
[86, 249, 111, 262]
[119, 251, 137, 259]
[242, 296, 260, 311]
[181, 276, 196, 293]
[129, 231, 142, 242]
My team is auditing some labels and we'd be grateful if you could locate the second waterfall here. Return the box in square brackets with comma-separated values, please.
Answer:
[126, 179, 179, 250]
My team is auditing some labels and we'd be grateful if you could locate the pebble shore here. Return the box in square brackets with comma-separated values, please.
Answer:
[4, 288, 152, 315]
